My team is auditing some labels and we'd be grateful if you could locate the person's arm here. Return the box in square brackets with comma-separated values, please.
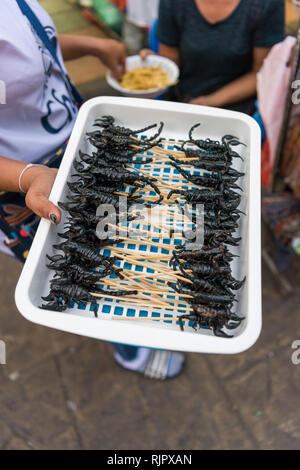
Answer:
[0, 156, 61, 223]
[190, 46, 271, 107]
[58, 35, 126, 80]
[159, 44, 180, 67]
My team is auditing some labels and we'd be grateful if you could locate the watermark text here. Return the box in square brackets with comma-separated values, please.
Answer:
[291, 340, 300, 365]
[0, 340, 6, 365]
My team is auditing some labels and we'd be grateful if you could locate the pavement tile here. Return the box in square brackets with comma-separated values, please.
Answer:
[137, 354, 256, 450]
[3, 437, 33, 450]
[0, 252, 87, 376]
[213, 348, 300, 450]
[207, 265, 300, 381]
[0, 357, 80, 450]
[57, 340, 160, 450]
[57, 342, 255, 450]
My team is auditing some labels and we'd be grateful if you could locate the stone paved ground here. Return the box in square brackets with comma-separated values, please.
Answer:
[1, 247, 300, 450]
[1, 0, 300, 451]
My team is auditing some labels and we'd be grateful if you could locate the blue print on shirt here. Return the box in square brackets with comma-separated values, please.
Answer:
[41, 89, 75, 134]
[37, 26, 77, 134]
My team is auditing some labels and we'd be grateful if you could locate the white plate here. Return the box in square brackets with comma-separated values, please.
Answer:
[106, 55, 179, 98]
[15, 97, 261, 354]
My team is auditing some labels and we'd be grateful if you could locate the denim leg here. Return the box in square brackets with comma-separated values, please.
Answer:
[113, 343, 140, 361]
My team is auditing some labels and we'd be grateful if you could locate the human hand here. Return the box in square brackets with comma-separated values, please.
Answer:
[22, 167, 61, 224]
[139, 49, 157, 61]
[91, 38, 126, 80]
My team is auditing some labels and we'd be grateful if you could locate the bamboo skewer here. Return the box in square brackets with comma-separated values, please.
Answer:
[111, 316, 189, 323]
[121, 269, 191, 284]
[109, 251, 188, 281]
[96, 280, 178, 304]
[131, 194, 185, 204]
[113, 214, 193, 233]
[107, 274, 167, 302]
[99, 221, 177, 244]
[126, 164, 191, 187]
[90, 292, 192, 311]
[107, 221, 171, 238]
[85, 138, 205, 316]
[120, 237, 175, 249]
[97, 279, 193, 300]
[121, 271, 160, 290]
[108, 247, 172, 260]
[130, 135, 190, 146]
[117, 207, 197, 223]
[111, 251, 175, 273]
[121, 271, 183, 293]
[108, 208, 183, 221]
[115, 251, 172, 261]
[94, 297, 171, 310]
[113, 191, 176, 206]
[96, 284, 192, 308]
[130, 145, 188, 158]
[104, 234, 177, 249]
[130, 134, 200, 149]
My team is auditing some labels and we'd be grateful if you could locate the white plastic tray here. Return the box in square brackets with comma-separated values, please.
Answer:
[15, 97, 261, 354]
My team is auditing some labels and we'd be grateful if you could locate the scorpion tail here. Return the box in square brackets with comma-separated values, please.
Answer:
[133, 122, 157, 135]
[146, 121, 164, 142]
[188, 123, 201, 142]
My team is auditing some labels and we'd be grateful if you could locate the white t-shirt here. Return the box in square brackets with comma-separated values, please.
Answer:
[0, 0, 78, 256]
[0, 0, 78, 164]
[126, 0, 159, 28]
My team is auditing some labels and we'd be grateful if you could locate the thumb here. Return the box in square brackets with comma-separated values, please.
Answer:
[140, 49, 156, 61]
[25, 191, 61, 225]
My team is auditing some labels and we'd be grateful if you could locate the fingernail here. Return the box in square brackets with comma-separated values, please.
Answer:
[49, 213, 57, 225]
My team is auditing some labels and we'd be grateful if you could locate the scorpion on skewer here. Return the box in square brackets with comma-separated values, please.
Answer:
[40, 116, 247, 340]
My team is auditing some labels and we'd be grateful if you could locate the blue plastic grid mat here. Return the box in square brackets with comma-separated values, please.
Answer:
[57, 136, 220, 333]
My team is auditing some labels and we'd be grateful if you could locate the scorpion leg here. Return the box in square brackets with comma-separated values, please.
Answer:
[179, 314, 200, 331]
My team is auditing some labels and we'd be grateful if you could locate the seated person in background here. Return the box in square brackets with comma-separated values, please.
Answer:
[142, 0, 285, 115]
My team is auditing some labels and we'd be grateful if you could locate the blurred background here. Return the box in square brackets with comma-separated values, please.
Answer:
[0, 0, 300, 450]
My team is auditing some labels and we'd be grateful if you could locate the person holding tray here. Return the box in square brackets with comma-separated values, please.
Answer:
[141, 0, 285, 115]
[0, 0, 184, 379]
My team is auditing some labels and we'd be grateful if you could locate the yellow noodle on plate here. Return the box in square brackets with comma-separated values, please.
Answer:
[120, 66, 170, 91]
